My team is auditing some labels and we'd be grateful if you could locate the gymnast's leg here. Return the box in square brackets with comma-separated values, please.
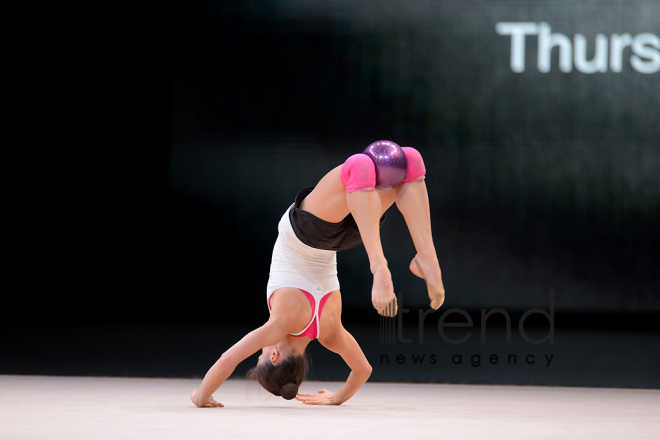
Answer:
[341, 154, 397, 316]
[394, 147, 445, 309]
[346, 189, 397, 316]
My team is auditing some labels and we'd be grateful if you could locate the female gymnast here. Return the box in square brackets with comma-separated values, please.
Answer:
[191, 141, 445, 407]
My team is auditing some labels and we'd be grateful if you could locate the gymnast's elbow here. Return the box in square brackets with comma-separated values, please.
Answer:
[216, 353, 238, 370]
[355, 363, 373, 380]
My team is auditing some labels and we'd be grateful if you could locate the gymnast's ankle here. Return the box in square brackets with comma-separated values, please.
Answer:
[369, 259, 389, 275]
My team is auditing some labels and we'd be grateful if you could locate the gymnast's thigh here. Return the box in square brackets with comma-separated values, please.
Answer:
[375, 188, 397, 214]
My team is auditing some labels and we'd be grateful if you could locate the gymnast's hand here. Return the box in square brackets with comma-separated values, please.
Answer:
[295, 389, 338, 405]
[191, 389, 224, 407]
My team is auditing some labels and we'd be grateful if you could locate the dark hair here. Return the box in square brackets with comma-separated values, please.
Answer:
[247, 353, 310, 400]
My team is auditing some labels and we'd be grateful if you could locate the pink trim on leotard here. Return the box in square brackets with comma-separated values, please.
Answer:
[268, 289, 333, 340]
[292, 290, 332, 340]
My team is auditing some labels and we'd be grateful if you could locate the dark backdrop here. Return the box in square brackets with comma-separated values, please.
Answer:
[168, 0, 659, 315]
[4, 0, 658, 388]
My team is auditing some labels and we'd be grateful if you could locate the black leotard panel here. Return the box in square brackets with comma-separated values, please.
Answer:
[288, 186, 386, 252]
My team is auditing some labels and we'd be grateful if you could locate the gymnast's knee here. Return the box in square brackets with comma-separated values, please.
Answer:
[402, 147, 426, 184]
[340, 154, 376, 193]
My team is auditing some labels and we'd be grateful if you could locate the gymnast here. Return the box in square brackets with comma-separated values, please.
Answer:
[191, 141, 445, 407]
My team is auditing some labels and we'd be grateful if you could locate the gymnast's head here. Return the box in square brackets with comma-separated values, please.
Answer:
[247, 344, 310, 400]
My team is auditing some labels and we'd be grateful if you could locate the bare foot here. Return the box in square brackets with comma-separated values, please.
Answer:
[371, 267, 397, 317]
[410, 254, 445, 310]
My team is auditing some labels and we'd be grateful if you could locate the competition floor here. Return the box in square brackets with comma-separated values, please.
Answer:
[1, 375, 658, 439]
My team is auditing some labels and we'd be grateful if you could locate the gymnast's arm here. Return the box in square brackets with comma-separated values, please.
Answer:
[306, 326, 373, 405]
[191, 319, 289, 407]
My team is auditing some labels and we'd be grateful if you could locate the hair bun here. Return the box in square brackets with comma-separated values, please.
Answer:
[280, 382, 298, 400]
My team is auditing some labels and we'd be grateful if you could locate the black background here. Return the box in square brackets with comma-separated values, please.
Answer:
[3, 0, 658, 388]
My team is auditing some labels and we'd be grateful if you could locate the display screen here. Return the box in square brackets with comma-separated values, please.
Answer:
[170, 0, 659, 313]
